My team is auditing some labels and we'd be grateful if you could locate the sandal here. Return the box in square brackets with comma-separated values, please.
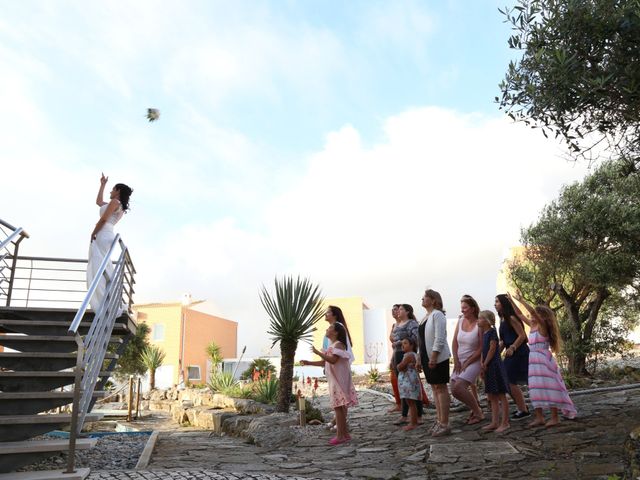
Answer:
[328, 436, 351, 446]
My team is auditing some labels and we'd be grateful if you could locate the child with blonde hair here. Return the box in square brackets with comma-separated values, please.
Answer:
[508, 293, 577, 427]
[478, 310, 511, 432]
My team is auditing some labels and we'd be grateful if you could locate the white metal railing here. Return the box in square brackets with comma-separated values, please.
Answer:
[66, 234, 135, 474]
[0, 218, 29, 305]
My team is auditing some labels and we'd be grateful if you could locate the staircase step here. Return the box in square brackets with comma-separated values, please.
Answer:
[0, 391, 108, 415]
[0, 437, 97, 454]
[0, 468, 90, 480]
[0, 335, 122, 353]
[0, 413, 103, 442]
[0, 371, 112, 392]
[0, 319, 129, 336]
[0, 352, 118, 371]
[0, 438, 97, 472]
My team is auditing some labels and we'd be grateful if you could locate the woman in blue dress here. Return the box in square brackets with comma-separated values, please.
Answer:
[495, 294, 530, 420]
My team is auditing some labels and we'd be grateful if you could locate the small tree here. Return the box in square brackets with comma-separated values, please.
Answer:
[205, 341, 223, 374]
[261, 276, 325, 413]
[240, 358, 277, 381]
[113, 323, 150, 380]
[141, 345, 166, 390]
[507, 159, 640, 374]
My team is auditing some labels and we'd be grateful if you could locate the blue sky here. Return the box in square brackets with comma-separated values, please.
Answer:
[1, 1, 589, 355]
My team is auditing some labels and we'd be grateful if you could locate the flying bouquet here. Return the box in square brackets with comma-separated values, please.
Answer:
[146, 108, 160, 122]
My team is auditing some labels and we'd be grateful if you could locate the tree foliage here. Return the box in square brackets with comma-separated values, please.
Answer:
[140, 344, 166, 390]
[260, 276, 325, 412]
[507, 159, 640, 374]
[205, 341, 223, 373]
[240, 358, 277, 381]
[113, 322, 151, 380]
[498, 0, 640, 164]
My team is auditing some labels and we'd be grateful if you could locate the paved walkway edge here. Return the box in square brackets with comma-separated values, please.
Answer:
[135, 431, 159, 470]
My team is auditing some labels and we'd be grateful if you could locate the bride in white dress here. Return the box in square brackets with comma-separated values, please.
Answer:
[87, 173, 132, 312]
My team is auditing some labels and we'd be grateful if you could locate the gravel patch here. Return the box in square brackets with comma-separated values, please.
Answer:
[18, 433, 150, 471]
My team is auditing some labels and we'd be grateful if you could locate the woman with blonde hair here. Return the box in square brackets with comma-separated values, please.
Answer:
[450, 295, 484, 424]
[418, 289, 451, 437]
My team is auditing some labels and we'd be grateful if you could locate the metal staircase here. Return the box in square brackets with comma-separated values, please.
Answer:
[0, 219, 136, 479]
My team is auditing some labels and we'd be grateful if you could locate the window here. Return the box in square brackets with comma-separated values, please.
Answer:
[187, 366, 201, 381]
[152, 324, 164, 341]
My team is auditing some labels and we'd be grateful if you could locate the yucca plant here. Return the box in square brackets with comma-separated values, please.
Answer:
[205, 341, 223, 373]
[253, 377, 279, 404]
[207, 370, 239, 394]
[261, 276, 324, 412]
[140, 345, 166, 390]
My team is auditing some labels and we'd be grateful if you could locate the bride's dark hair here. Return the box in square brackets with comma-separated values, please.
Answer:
[115, 183, 133, 212]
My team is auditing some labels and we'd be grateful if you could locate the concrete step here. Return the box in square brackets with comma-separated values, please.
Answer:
[0, 391, 108, 415]
[0, 306, 136, 335]
[0, 371, 112, 392]
[0, 413, 103, 442]
[0, 352, 118, 371]
[0, 438, 97, 473]
[0, 468, 90, 480]
[0, 335, 122, 353]
[0, 319, 130, 336]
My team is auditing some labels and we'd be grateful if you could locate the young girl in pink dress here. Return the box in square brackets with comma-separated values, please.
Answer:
[509, 293, 577, 427]
[300, 322, 358, 445]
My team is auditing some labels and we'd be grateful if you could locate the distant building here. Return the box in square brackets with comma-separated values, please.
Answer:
[134, 300, 237, 389]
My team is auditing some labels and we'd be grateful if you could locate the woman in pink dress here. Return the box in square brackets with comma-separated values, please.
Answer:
[301, 322, 358, 445]
[450, 295, 484, 424]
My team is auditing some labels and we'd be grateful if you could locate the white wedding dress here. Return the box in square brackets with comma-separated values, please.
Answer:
[86, 202, 123, 312]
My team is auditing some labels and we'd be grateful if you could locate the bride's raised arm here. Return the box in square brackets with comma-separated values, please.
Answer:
[96, 173, 108, 206]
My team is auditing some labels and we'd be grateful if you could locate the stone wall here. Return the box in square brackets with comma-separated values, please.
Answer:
[142, 387, 276, 436]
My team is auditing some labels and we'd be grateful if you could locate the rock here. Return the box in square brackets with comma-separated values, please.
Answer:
[244, 412, 300, 447]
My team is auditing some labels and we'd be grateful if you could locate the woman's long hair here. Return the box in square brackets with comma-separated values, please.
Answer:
[328, 305, 353, 346]
[535, 305, 562, 354]
[332, 321, 348, 348]
[401, 304, 416, 320]
[115, 183, 133, 212]
[496, 294, 525, 332]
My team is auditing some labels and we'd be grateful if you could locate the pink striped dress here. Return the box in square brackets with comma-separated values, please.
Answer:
[528, 330, 577, 418]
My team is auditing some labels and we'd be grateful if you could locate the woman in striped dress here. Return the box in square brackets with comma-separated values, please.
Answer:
[509, 293, 577, 427]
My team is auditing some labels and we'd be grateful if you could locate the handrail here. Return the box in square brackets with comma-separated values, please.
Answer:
[0, 219, 29, 306]
[0, 228, 25, 252]
[0, 218, 30, 238]
[68, 234, 122, 335]
[66, 235, 134, 474]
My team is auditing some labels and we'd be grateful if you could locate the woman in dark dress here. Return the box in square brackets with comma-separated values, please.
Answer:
[495, 294, 530, 420]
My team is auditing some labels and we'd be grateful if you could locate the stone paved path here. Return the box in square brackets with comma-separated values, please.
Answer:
[122, 385, 640, 480]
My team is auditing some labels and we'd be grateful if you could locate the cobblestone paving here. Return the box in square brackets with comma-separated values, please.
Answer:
[131, 385, 640, 480]
[90, 471, 322, 480]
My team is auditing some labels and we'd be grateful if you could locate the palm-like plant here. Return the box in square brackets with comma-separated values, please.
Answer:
[205, 341, 223, 373]
[261, 276, 324, 412]
[140, 345, 166, 390]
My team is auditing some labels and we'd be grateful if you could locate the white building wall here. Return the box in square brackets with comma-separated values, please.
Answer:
[362, 308, 391, 369]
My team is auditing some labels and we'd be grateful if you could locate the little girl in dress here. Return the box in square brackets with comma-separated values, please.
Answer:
[478, 310, 511, 432]
[509, 293, 577, 427]
[300, 322, 358, 444]
[396, 337, 422, 431]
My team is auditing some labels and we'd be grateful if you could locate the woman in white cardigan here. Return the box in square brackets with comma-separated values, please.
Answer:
[418, 289, 452, 437]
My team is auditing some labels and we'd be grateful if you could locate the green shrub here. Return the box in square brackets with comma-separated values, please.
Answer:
[367, 366, 380, 384]
[240, 358, 277, 381]
[253, 377, 279, 404]
[208, 371, 240, 395]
